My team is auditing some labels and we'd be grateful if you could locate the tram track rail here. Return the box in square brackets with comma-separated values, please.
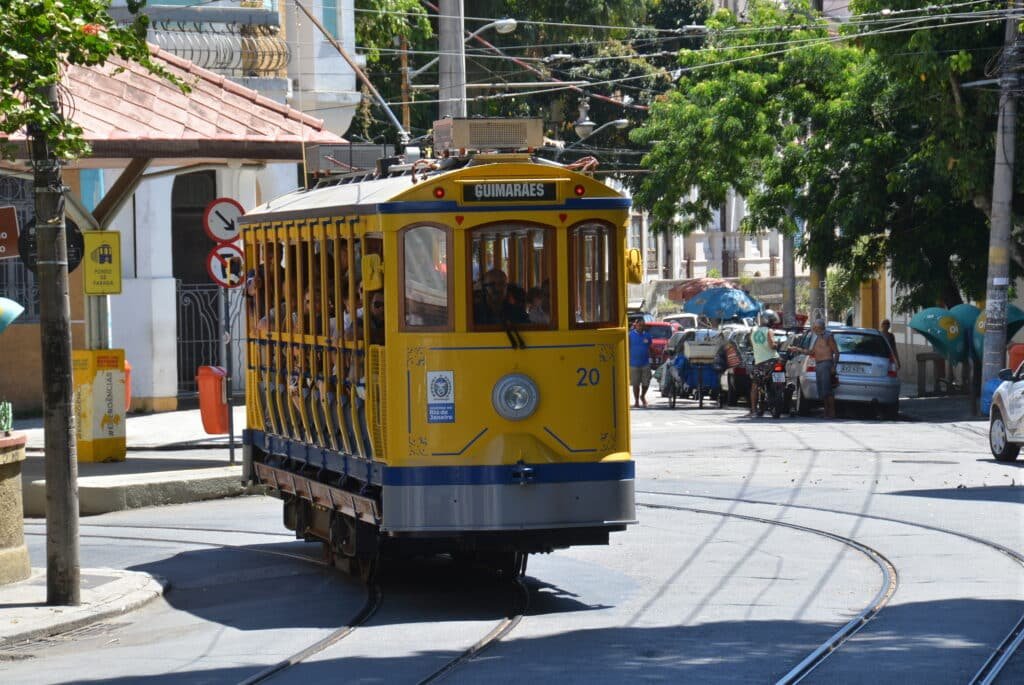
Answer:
[23, 523, 383, 682]
[417, 554, 531, 685]
[23, 523, 530, 684]
[636, 499, 897, 684]
[638, 488, 1024, 684]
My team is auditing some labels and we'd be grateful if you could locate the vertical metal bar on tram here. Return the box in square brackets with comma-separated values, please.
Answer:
[347, 234, 368, 459]
[315, 220, 338, 452]
[257, 228, 277, 436]
[332, 221, 353, 457]
[268, 232, 286, 437]
[293, 223, 313, 444]
[342, 229, 362, 459]
[305, 228, 326, 449]
[281, 224, 301, 442]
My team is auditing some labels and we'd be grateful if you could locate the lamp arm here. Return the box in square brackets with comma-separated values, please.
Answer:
[408, 22, 500, 82]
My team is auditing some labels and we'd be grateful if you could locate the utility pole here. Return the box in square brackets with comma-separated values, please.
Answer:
[31, 84, 80, 606]
[981, 7, 1021, 388]
[438, 0, 466, 119]
[782, 233, 796, 327]
[400, 37, 412, 131]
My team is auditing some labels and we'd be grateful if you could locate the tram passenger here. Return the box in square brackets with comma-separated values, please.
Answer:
[475, 268, 529, 325]
[368, 290, 386, 346]
[526, 287, 550, 325]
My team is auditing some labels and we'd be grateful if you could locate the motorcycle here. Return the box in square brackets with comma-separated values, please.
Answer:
[754, 354, 789, 418]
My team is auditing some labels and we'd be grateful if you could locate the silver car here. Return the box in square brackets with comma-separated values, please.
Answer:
[988, 365, 1024, 462]
[784, 326, 901, 418]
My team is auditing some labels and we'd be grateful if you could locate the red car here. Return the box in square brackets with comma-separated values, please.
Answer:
[647, 322, 679, 368]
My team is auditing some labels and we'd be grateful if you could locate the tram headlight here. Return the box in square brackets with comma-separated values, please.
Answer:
[491, 374, 539, 421]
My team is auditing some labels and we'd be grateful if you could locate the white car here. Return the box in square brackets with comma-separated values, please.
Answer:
[988, 366, 1024, 461]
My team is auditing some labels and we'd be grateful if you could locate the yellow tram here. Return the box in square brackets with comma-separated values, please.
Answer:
[240, 119, 638, 575]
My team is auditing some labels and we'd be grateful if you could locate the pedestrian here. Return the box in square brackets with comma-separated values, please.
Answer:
[880, 319, 900, 369]
[748, 310, 781, 416]
[793, 318, 840, 418]
[629, 319, 654, 408]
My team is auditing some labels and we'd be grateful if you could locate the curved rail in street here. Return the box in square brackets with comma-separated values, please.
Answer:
[417, 554, 531, 685]
[24, 524, 530, 684]
[638, 489, 1024, 684]
[636, 500, 899, 684]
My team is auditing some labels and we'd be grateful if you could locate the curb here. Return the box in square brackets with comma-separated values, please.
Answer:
[0, 569, 167, 649]
[23, 466, 252, 517]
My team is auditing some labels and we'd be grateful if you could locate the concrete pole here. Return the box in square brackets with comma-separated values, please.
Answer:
[400, 37, 412, 131]
[982, 10, 1020, 387]
[31, 85, 80, 606]
[438, 0, 466, 119]
[782, 233, 796, 327]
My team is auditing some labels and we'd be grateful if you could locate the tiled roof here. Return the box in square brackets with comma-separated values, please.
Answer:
[4, 44, 345, 161]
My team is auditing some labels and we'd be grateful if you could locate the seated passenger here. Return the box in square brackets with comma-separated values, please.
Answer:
[474, 268, 529, 325]
[526, 286, 550, 325]
[368, 290, 385, 346]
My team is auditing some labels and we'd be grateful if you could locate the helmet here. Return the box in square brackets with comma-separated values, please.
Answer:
[759, 309, 779, 326]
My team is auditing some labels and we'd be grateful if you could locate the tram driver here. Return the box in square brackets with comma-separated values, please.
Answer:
[475, 268, 530, 325]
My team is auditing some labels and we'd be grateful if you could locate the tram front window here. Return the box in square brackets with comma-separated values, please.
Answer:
[469, 224, 555, 330]
[401, 225, 451, 329]
[571, 222, 618, 327]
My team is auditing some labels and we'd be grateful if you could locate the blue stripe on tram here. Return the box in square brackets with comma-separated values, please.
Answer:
[381, 461, 635, 487]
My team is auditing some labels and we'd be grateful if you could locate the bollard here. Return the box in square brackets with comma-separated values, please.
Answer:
[0, 433, 30, 585]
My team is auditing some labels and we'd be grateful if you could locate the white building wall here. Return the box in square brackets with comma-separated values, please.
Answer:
[108, 173, 178, 409]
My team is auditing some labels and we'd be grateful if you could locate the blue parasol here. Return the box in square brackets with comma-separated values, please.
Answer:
[682, 287, 761, 320]
[0, 297, 24, 335]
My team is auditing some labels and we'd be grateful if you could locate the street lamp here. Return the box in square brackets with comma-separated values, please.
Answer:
[421, 11, 518, 121]
[408, 18, 517, 82]
[556, 98, 629, 159]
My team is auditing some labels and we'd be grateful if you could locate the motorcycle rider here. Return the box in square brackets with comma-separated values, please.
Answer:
[749, 309, 781, 417]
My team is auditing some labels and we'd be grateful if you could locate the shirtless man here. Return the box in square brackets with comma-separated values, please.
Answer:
[795, 318, 840, 418]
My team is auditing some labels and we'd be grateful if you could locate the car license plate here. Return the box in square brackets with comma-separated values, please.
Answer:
[838, 363, 864, 374]
[772, 372, 785, 382]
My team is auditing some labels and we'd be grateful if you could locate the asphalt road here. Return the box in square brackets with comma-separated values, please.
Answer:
[8, 397, 1023, 684]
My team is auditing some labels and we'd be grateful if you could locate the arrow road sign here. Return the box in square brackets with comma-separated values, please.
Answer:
[206, 243, 244, 288]
[202, 197, 245, 244]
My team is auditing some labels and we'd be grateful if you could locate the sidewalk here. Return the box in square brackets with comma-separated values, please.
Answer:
[15, 405, 252, 517]
[1, 407, 246, 650]
[897, 382, 986, 424]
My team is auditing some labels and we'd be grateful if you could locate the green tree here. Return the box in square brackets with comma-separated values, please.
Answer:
[631, 1, 857, 233]
[0, 0, 182, 159]
[632, 0, 1018, 311]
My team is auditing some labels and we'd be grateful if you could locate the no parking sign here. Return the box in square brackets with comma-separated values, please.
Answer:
[207, 243, 245, 288]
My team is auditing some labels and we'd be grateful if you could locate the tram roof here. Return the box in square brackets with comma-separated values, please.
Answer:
[245, 159, 626, 223]
[246, 174, 419, 220]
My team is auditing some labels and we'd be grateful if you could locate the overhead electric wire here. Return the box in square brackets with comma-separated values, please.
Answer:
[383, 10, 1016, 108]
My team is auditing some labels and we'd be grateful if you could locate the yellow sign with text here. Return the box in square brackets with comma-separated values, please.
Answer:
[72, 349, 126, 462]
[83, 231, 121, 295]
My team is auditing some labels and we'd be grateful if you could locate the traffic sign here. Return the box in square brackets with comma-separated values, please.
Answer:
[202, 197, 245, 244]
[18, 218, 85, 274]
[207, 243, 244, 288]
[83, 231, 122, 295]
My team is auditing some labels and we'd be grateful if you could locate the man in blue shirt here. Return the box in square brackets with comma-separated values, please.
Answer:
[629, 319, 654, 408]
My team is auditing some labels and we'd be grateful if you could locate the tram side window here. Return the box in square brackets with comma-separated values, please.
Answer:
[401, 225, 451, 329]
[570, 223, 617, 327]
[469, 224, 555, 329]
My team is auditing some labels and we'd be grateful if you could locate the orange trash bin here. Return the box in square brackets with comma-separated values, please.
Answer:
[1009, 343, 1024, 372]
[196, 365, 229, 434]
[124, 360, 132, 412]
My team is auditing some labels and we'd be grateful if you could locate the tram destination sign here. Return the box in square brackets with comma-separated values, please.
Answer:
[463, 181, 556, 203]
